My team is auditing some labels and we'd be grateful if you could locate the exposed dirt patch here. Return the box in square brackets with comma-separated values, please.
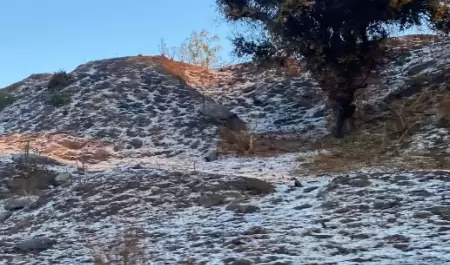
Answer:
[0, 133, 116, 163]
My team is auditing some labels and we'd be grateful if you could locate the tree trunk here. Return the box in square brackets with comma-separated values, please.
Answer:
[334, 102, 356, 138]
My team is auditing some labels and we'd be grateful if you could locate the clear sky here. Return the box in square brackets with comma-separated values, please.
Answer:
[0, 0, 235, 88]
[0, 1, 432, 88]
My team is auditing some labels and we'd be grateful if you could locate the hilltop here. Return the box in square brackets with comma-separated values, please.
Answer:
[0, 34, 449, 265]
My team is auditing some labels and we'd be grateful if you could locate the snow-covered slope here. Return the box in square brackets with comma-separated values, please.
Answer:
[1, 165, 449, 265]
[0, 35, 450, 265]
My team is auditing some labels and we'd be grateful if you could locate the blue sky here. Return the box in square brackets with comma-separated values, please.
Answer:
[0, 1, 432, 88]
[0, 0, 235, 87]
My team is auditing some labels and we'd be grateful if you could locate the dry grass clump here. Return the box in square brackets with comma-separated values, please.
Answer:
[90, 229, 148, 265]
[218, 126, 254, 155]
[437, 94, 450, 124]
[218, 126, 310, 157]
[301, 89, 450, 174]
[301, 133, 450, 175]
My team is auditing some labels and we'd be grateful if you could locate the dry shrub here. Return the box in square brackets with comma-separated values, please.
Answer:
[90, 229, 148, 265]
[437, 94, 450, 123]
[302, 89, 450, 174]
[47, 70, 74, 90]
[218, 128, 310, 157]
[4, 141, 57, 196]
[218, 126, 254, 155]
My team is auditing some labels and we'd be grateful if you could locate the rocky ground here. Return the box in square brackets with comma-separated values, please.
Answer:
[0, 34, 450, 265]
[0, 157, 449, 264]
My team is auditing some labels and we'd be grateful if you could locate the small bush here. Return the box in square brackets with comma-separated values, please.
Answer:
[3, 141, 57, 196]
[46, 92, 71, 107]
[0, 93, 16, 111]
[90, 229, 148, 265]
[47, 70, 74, 90]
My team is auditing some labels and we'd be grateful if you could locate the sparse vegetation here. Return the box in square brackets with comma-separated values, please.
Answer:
[89, 229, 148, 265]
[159, 29, 223, 68]
[437, 94, 450, 125]
[45, 92, 72, 107]
[0, 92, 16, 111]
[4, 141, 58, 196]
[216, 0, 450, 138]
[47, 70, 74, 90]
[300, 89, 450, 174]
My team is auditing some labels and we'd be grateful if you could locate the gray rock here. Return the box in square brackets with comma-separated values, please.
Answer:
[15, 237, 56, 253]
[198, 102, 235, 120]
[373, 200, 401, 210]
[409, 189, 433, 197]
[226, 201, 260, 213]
[227, 177, 275, 195]
[4, 198, 32, 211]
[223, 115, 248, 132]
[129, 138, 143, 149]
[413, 211, 432, 219]
[0, 211, 12, 222]
[293, 203, 313, 210]
[198, 102, 248, 131]
[349, 175, 371, 187]
[197, 194, 227, 207]
[426, 206, 450, 220]
[294, 178, 303, 187]
[303, 186, 319, 193]
[54, 172, 72, 185]
[204, 150, 218, 162]
[230, 259, 253, 265]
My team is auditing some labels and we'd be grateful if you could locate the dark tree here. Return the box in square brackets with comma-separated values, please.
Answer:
[216, 0, 450, 138]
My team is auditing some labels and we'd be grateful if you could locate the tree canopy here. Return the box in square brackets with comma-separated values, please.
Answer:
[216, 0, 450, 136]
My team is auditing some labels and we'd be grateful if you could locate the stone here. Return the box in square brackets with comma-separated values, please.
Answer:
[293, 178, 303, 187]
[131, 164, 143, 169]
[15, 237, 56, 253]
[303, 186, 319, 193]
[352, 233, 371, 239]
[383, 234, 410, 243]
[129, 138, 143, 149]
[413, 211, 433, 219]
[0, 211, 12, 222]
[293, 203, 313, 210]
[309, 233, 334, 239]
[409, 189, 433, 197]
[197, 194, 227, 207]
[229, 259, 253, 265]
[426, 206, 450, 220]
[54, 172, 72, 185]
[373, 200, 401, 210]
[438, 226, 450, 232]
[204, 150, 218, 162]
[4, 198, 32, 211]
[199, 102, 235, 120]
[243, 226, 269, 235]
[227, 177, 275, 195]
[226, 201, 260, 214]
[349, 175, 371, 187]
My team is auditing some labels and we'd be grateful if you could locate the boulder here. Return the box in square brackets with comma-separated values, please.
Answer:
[15, 237, 56, 253]
[4, 197, 33, 211]
[204, 150, 218, 162]
[54, 172, 72, 185]
[0, 211, 12, 222]
[198, 102, 248, 131]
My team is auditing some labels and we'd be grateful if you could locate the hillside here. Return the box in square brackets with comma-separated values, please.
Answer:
[0, 35, 449, 265]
